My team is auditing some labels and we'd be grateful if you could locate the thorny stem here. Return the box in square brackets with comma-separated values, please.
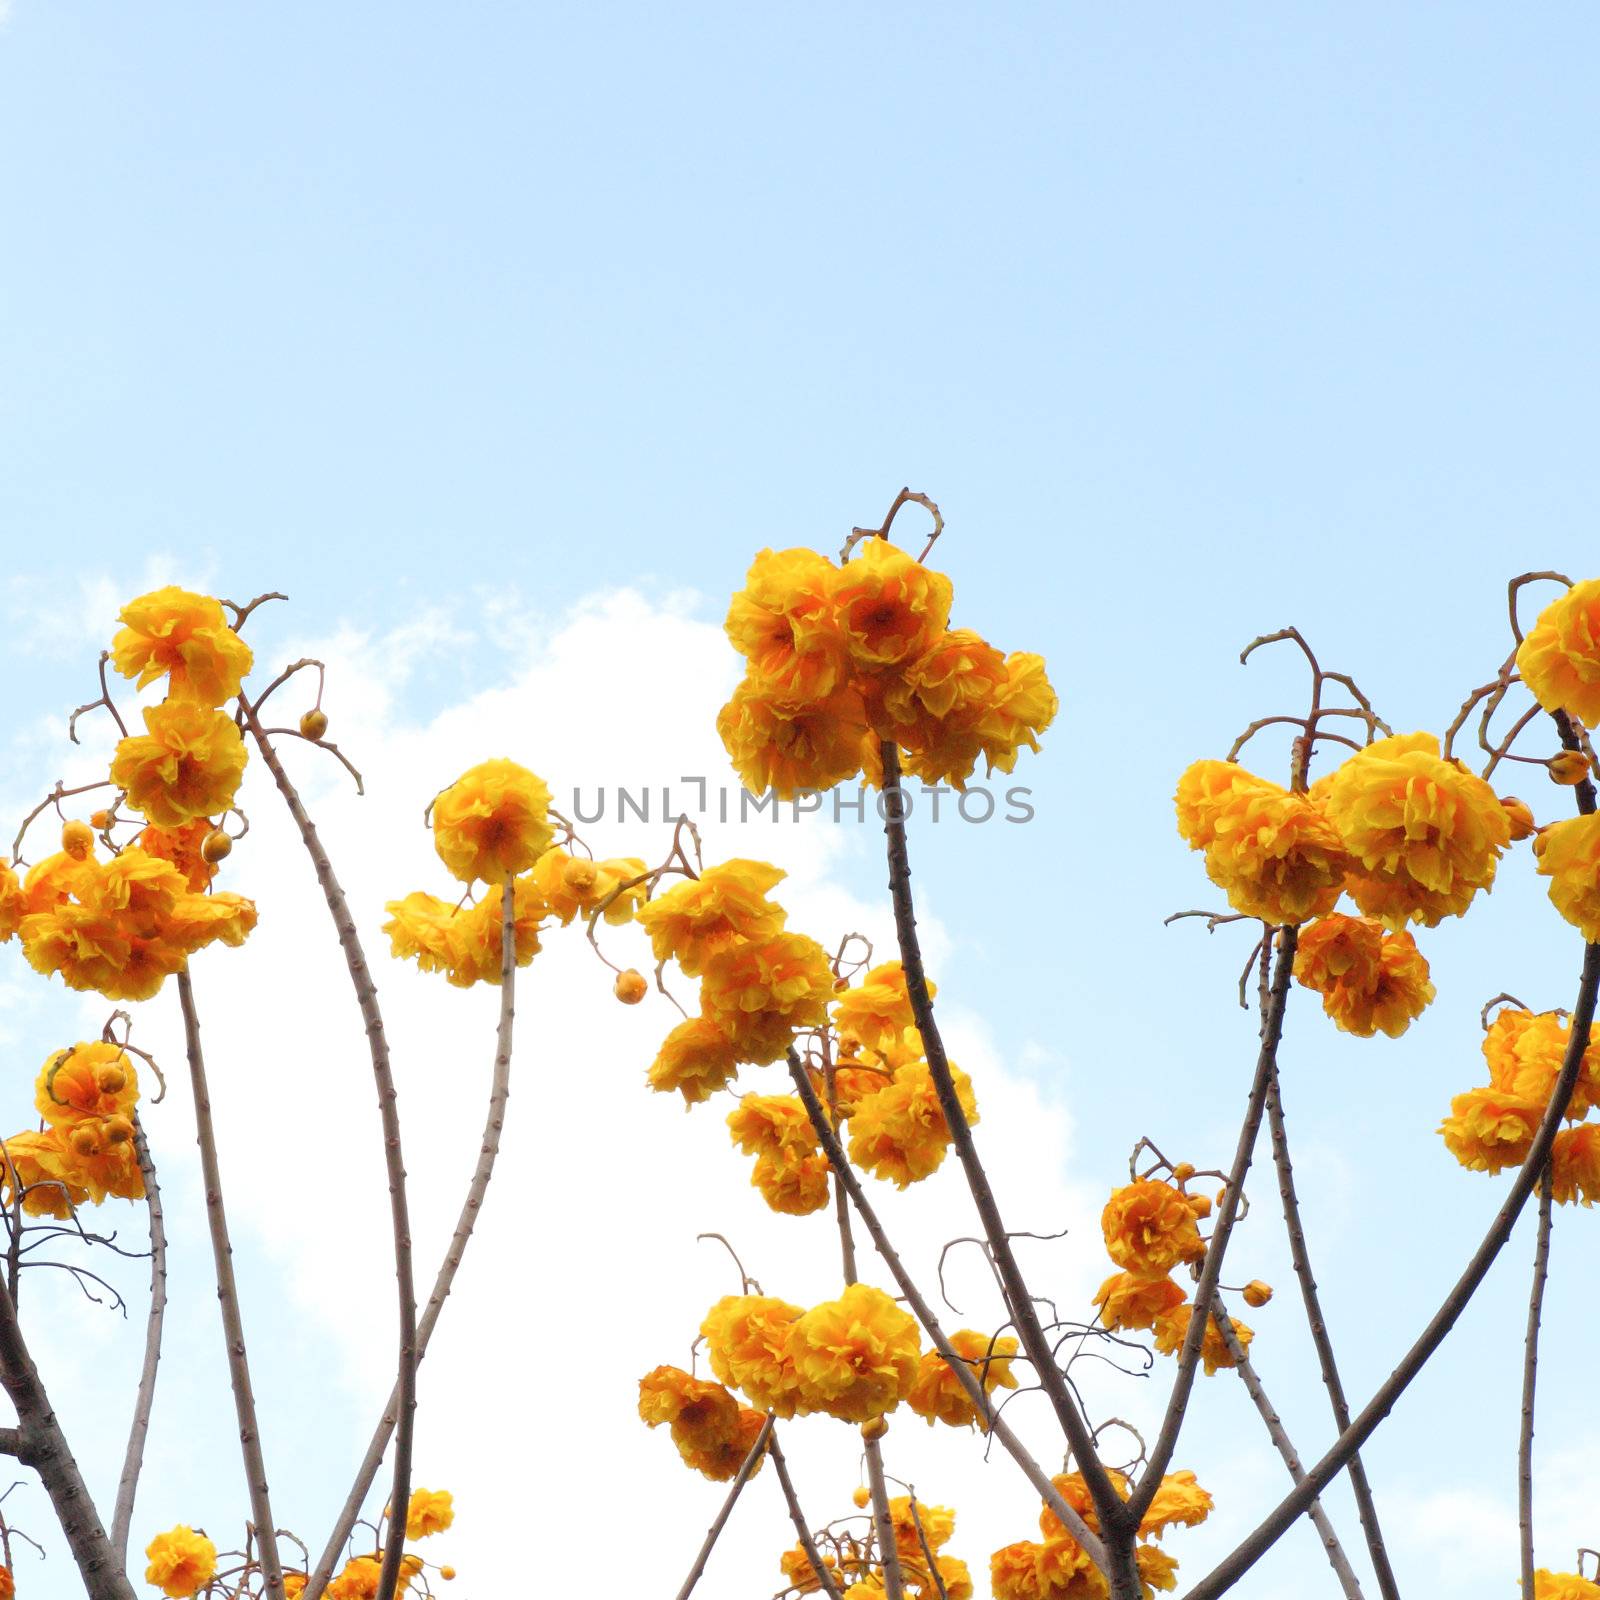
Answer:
[306, 868, 520, 1600]
[876, 741, 1131, 1584]
[1265, 1065, 1400, 1600]
[110, 1113, 167, 1562]
[241, 706, 416, 1600]
[769, 1433, 846, 1600]
[671, 1415, 774, 1600]
[1184, 937, 1600, 1600]
[1214, 1300, 1365, 1600]
[177, 970, 285, 1600]
[1128, 924, 1300, 1525]
[1519, 1175, 1554, 1596]
[786, 1051, 1109, 1567]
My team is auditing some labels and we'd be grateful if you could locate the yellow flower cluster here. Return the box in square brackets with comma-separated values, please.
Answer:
[989, 1466, 1211, 1598]
[1518, 578, 1600, 727]
[1534, 1570, 1600, 1600]
[718, 542, 1057, 798]
[637, 1364, 769, 1481]
[904, 1327, 1019, 1431]
[1094, 1176, 1254, 1379]
[1440, 1007, 1600, 1202]
[1292, 913, 1435, 1038]
[144, 1525, 217, 1598]
[701, 1283, 920, 1423]
[780, 1492, 971, 1600]
[643, 859, 832, 1101]
[1177, 732, 1511, 935]
[386, 762, 644, 989]
[1534, 813, 1600, 943]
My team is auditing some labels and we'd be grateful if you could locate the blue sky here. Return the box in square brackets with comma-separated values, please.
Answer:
[4, 4, 1600, 1596]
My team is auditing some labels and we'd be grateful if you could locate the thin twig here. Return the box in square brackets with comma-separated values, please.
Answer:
[110, 1113, 166, 1562]
[768, 1432, 845, 1600]
[1519, 1175, 1554, 1596]
[671, 1416, 774, 1600]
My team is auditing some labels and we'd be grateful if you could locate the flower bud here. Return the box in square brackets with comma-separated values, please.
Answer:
[1548, 750, 1591, 786]
[614, 969, 648, 1005]
[300, 708, 329, 740]
[103, 1115, 135, 1146]
[1242, 1279, 1274, 1308]
[1186, 1193, 1213, 1218]
[440, 1569, 457, 1582]
[562, 856, 599, 894]
[89, 809, 112, 830]
[851, 1486, 871, 1509]
[95, 1064, 127, 1095]
[1171, 1161, 1196, 1182]
[61, 819, 95, 860]
[201, 829, 233, 864]
[860, 1415, 889, 1442]
[1500, 796, 1536, 841]
[68, 1125, 101, 1157]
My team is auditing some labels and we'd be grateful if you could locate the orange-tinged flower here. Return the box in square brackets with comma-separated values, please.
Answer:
[0, 1129, 92, 1219]
[727, 1094, 817, 1158]
[111, 586, 253, 704]
[1174, 760, 1281, 850]
[35, 1041, 138, 1128]
[1548, 750, 1591, 786]
[326, 1553, 424, 1600]
[847, 1061, 977, 1188]
[781, 1543, 845, 1595]
[637, 1364, 767, 1480]
[1293, 914, 1435, 1038]
[139, 820, 218, 892]
[1516, 578, 1600, 726]
[1137, 1544, 1181, 1592]
[717, 679, 871, 798]
[976, 651, 1058, 778]
[648, 1015, 742, 1103]
[432, 759, 553, 884]
[530, 849, 645, 926]
[887, 1495, 956, 1558]
[1091, 1271, 1187, 1333]
[1439, 1087, 1543, 1172]
[1548, 1124, 1600, 1207]
[790, 1283, 921, 1422]
[1152, 1304, 1252, 1375]
[0, 863, 22, 941]
[404, 1487, 454, 1539]
[283, 1576, 308, 1600]
[1315, 733, 1510, 928]
[831, 539, 954, 671]
[752, 1148, 833, 1215]
[1037, 1469, 1128, 1539]
[144, 1524, 217, 1598]
[700, 933, 834, 1065]
[384, 876, 546, 988]
[832, 961, 929, 1063]
[637, 859, 788, 974]
[905, 1328, 1019, 1429]
[725, 547, 848, 704]
[989, 1541, 1052, 1600]
[1139, 1470, 1213, 1539]
[1534, 1573, 1600, 1600]
[1102, 1181, 1205, 1276]
[1534, 813, 1600, 943]
[0, 1565, 14, 1600]
[1482, 1007, 1600, 1121]
[701, 1295, 805, 1416]
[111, 701, 248, 829]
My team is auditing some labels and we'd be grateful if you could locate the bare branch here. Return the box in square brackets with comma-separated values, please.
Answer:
[672, 1416, 774, 1600]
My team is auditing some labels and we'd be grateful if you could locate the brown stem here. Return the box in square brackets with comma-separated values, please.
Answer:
[241, 709, 416, 1600]
[671, 1415, 774, 1600]
[768, 1432, 845, 1600]
[875, 743, 1129, 1575]
[1519, 1173, 1553, 1596]
[304, 883, 518, 1598]
[785, 1050, 1109, 1568]
[0, 1275, 131, 1597]
[1128, 924, 1300, 1525]
[176, 969, 285, 1599]
[110, 1113, 167, 1562]
[1215, 1298, 1365, 1599]
[1185, 938, 1600, 1600]
[1266, 1066, 1400, 1599]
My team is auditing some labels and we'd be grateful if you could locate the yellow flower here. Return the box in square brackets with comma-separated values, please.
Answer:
[0, 863, 22, 942]
[832, 961, 929, 1063]
[1516, 578, 1600, 725]
[1139, 1470, 1213, 1539]
[831, 540, 954, 670]
[989, 1541, 1052, 1600]
[529, 849, 645, 925]
[905, 1328, 1019, 1429]
[717, 679, 872, 799]
[1315, 733, 1510, 928]
[701, 1294, 806, 1417]
[327, 1554, 423, 1600]
[699, 933, 835, 1065]
[728, 1094, 817, 1158]
[1137, 1543, 1181, 1592]
[1502, 795, 1537, 840]
[111, 701, 248, 829]
[1548, 1125, 1600, 1207]
[1091, 1271, 1188, 1333]
[111, 586, 253, 704]
[1534, 1572, 1600, 1600]
[647, 1015, 742, 1103]
[1177, 762, 1349, 924]
[752, 1148, 834, 1215]
[138, 820, 219, 892]
[432, 759, 553, 884]
[725, 547, 848, 704]
[887, 1495, 956, 1558]
[1101, 1181, 1205, 1276]
[283, 1576, 308, 1600]
[637, 859, 789, 974]
[0, 1129, 91, 1219]
[1152, 1304, 1252, 1375]
[404, 1487, 454, 1539]
[847, 1061, 977, 1188]
[35, 1041, 138, 1128]
[1439, 1087, 1542, 1173]
[1534, 813, 1600, 942]
[637, 1364, 768, 1480]
[1482, 1007, 1600, 1121]
[1292, 914, 1435, 1038]
[781, 1544, 844, 1595]
[1548, 750, 1592, 786]
[144, 1524, 218, 1598]
[789, 1282, 921, 1422]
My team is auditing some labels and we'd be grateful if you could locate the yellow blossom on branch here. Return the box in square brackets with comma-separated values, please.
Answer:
[1101, 1180, 1205, 1276]
[144, 1525, 218, 1599]
[847, 1060, 978, 1188]
[111, 586, 253, 704]
[431, 759, 554, 884]
[1516, 577, 1600, 726]
[1548, 1125, 1600, 1206]
[111, 701, 248, 829]
[1439, 1087, 1543, 1173]
[1092, 1271, 1188, 1333]
[403, 1487, 454, 1539]
[1292, 914, 1435, 1038]
[701, 1294, 805, 1417]
[1534, 812, 1600, 943]
[905, 1328, 1019, 1429]
[699, 932, 834, 1065]
[35, 1041, 138, 1127]
[725, 547, 849, 704]
[636, 858, 789, 974]
[647, 1015, 742, 1103]
[1152, 1304, 1253, 1375]
[789, 1282, 921, 1422]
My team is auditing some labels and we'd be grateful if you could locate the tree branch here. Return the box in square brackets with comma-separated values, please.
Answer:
[768, 1432, 846, 1600]
[1519, 1172, 1554, 1596]
[672, 1415, 774, 1600]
